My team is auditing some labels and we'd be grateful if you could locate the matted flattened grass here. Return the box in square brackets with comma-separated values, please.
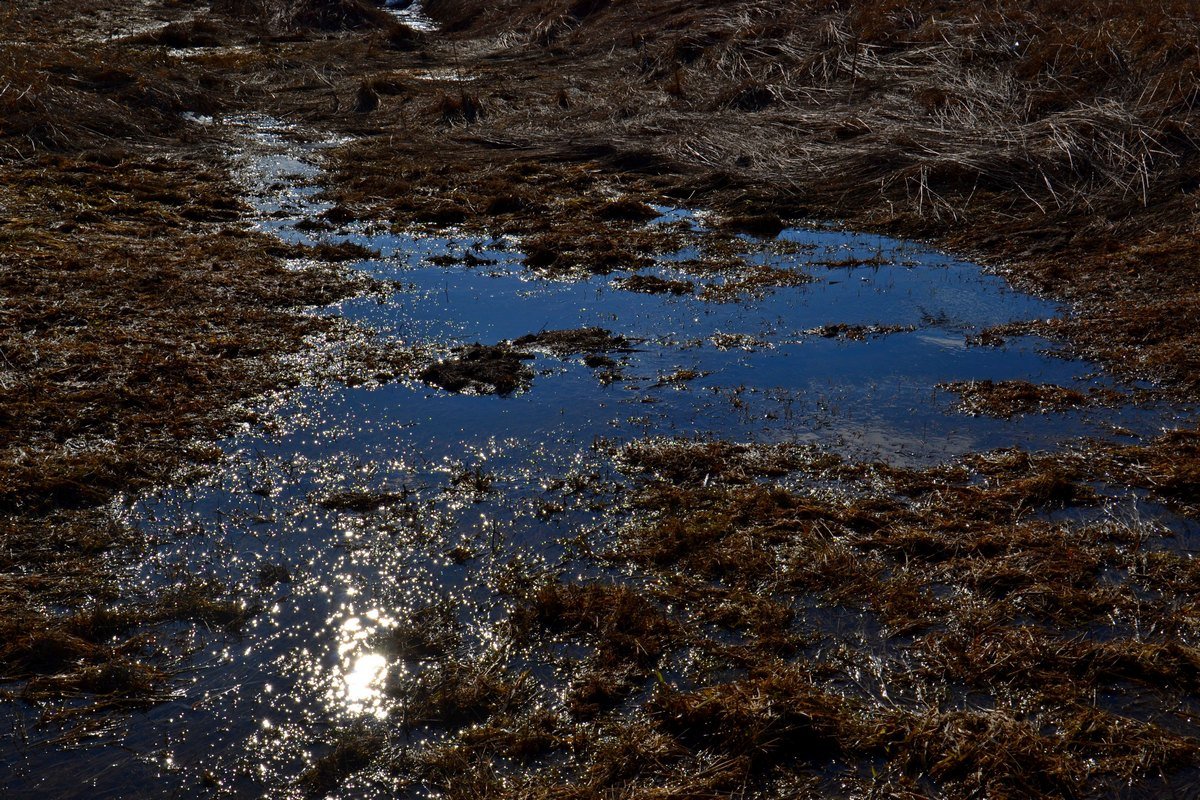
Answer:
[306, 436, 1200, 798]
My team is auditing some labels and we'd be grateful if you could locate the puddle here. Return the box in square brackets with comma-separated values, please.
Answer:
[385, 0, 438, 32]
[2, 117, 1193, 798]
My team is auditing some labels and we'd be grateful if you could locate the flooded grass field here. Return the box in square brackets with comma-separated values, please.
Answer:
[3, 1, 1199, 796]
[4, 117, 1197, 798]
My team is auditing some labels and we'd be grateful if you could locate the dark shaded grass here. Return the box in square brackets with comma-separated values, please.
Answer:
[299, 725, 385, 799]
[419, 343, 535, 394]
[513, 581, 677, 670]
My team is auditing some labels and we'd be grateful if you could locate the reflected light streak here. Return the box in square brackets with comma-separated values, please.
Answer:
[331, 611, 397, 719]
[343, 652, 389, 718]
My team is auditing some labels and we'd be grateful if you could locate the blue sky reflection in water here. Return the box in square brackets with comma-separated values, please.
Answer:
[1, 117, 1190, 798]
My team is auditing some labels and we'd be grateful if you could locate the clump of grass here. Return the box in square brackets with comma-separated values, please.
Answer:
[434, 90, 484, 124]
[322, 143, 712, 280]
[388, 602, 462, 661]
[619, 438, 824, 484]
[457, 706, 564, 762]
[319, 488, 410, 511]
[700, 264, 814, 301]
[809, 322, 915, 340]
[651, 368, 708, 386]
[722, 80, 775, 112]
[153, 578, 257, 632]
[513, 579, 677, 669]
[649, 669, 854, 769]
[941, 378, 1119, 417]
[512, 326, 634, 356]
[1091, 428, 1200, 512]
[449, 463, 496, 499]
[128, 17, 236, 49]
[565, 666, 638, 718]
[888, 709, 1085, 798]
[420, 342, 535, 394]
[394, 655, 530, 729]
[596, 197, 659, 221]
[298, 725, 385, 799]
[614, 273, 694, 295]
[716, 213, 786, 237]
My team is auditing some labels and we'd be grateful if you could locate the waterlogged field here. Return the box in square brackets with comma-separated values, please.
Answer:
[3, 119, 1198, 798]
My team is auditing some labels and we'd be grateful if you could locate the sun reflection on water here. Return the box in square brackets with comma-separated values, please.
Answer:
[332, 611, 397, 719]
[343, 653, 389, 717]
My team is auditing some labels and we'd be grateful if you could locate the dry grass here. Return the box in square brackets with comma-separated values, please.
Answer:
[940, 378, 1122, 416]
[306, 0, 1200, 393]
[0, 44, 211, 157]
[4, 0, 1199, 794]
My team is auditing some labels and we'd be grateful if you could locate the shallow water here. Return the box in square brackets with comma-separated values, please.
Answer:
[385, 0, 438, 32]
[2, 117, 1193, 798]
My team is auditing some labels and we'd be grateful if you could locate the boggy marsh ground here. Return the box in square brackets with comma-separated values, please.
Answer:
[1, 0, 1198, 797]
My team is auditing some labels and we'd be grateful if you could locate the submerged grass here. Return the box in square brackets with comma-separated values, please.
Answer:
[941, 378, 1122, 417]
[0, 0, 373, 720]
[313, 436, 1199, 798]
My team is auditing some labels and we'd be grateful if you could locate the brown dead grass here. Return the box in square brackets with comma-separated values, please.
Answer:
[0, 0, 372, 715]
[304, 0, 1200, 394]
[4, 0, 1200, 794]
[0, 41, 218, 158]
[310, 435, 1200, 798]
[941, 378, 1122, 417]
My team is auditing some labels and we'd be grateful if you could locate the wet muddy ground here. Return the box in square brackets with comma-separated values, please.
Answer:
[3, 1, 1199, 797]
